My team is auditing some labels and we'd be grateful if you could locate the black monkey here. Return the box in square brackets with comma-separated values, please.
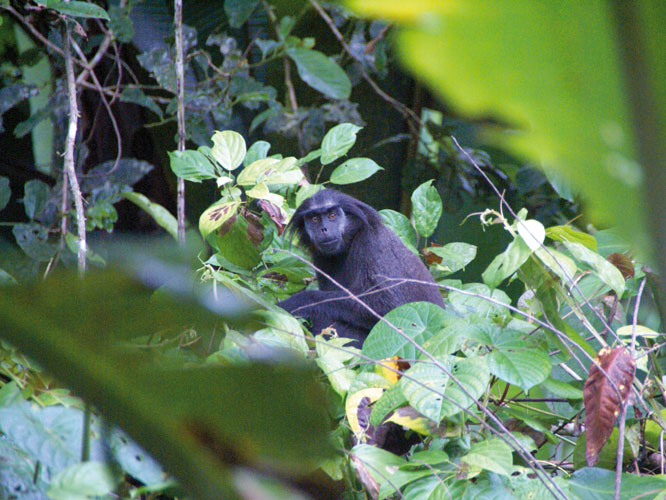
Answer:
[278, 189, 444, 346]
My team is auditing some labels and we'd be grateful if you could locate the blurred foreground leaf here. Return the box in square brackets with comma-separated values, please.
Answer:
[0, 267, 334, 499]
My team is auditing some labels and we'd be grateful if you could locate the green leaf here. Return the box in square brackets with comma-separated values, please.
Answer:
[488, 342, 551, 392]
[363, 302, 450, 361]
[448, 283, 512, 319]
[12, 222, 57, 261]
[460, 439, 513, 476]
[23, 179, 49, 220]
[198, 200, 240, 240]
[411, 180, 442, 238]
[542, 378, 583, 399]
[569, 467, 666, 500]
[210, 130, 246, 171]
[379, 209, 418, 254]
[121, 192, 178, 240]
[36, 0, 110, 19]
[245, 183, 284, 206]
[546, 225, 598, 251]
[295, 148, 322, 166]
[0, 175, 10, 211]
[0, 267, 333, 499]
[315, 336, 358, 396]
[320, 123, 362, 165]
[533, 246, 578, 285]
[352, 445, 432, 500]
[427, 242, 477, 275]
[207, 215, 262, 270]
[244, 140, 271, 167]
[329, 157, 383, 184]
[482, 235, 532, 289]
[168, 150, 218, 182]
[563, 241, 625, 296]
[48, 461, 120, 500]
[237, 157, 302, 186]
[120, 88, 162, 117]
[402, 356, 489, 421]
[224, 0, 260, 28]
[285, 47, 351, 100]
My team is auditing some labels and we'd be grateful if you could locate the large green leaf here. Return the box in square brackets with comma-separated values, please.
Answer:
[362, 302, 450, 361]
[23, 179, 49, 220]
[285, 47, 351, 100]
[348, 1, 666, 264]
[0, 268, 333, 500]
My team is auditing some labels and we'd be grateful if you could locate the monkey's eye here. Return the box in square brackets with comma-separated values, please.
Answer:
[311, 216, 320, 223]
[327, 212, 337, 220]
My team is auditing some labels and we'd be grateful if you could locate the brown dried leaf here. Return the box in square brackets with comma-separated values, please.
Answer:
[422, 243, 443, 266]
[606, 253, 635, 280]
[583, 346, 636, 466]
[258, 199, 287, 235]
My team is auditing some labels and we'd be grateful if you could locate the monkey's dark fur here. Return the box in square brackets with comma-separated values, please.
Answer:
[278, 189, 444, 345]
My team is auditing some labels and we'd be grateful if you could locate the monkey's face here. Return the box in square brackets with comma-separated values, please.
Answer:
[303, 205, 350, 257]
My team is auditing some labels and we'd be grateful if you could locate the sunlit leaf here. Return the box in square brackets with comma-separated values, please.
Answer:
[211, 130, 246, 171]
[198, 200, 240, 240]
[460, 439, 513, 477]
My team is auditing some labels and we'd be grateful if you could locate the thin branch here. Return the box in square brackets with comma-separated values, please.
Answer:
[63, 23, 86, 275]
[70, 38, 123, 176]
[174, 0, 186, 242]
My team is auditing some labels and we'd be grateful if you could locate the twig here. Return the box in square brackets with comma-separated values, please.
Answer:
[63, 23, 86, 275]
[70, 38, 123, 176]
[174, 0, 186, 243]
[614, 277, 646, 499]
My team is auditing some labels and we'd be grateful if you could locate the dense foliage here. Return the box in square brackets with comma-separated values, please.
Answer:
[0, 1, 665, 500]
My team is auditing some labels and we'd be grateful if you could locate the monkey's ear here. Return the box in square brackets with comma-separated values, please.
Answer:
[340, 199, 378, 228]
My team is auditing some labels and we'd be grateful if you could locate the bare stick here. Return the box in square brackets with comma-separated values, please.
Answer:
[174, 0, 186, 242]
[63, 23, 86, 275]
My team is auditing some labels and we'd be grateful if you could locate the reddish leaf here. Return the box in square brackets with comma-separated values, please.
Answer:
[258, 200, 287, 235]
[583, 347, 636, 466]
[242, 208, 264, 245]
[422, 243, 443, 266]
[606, 253, 635, 280]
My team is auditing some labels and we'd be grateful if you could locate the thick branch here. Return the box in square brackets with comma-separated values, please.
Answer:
[63, 24, 86, 275]
[174, 0, 186, 242]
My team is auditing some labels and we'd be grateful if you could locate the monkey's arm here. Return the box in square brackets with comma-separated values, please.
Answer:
[278, 289, 378, 331]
